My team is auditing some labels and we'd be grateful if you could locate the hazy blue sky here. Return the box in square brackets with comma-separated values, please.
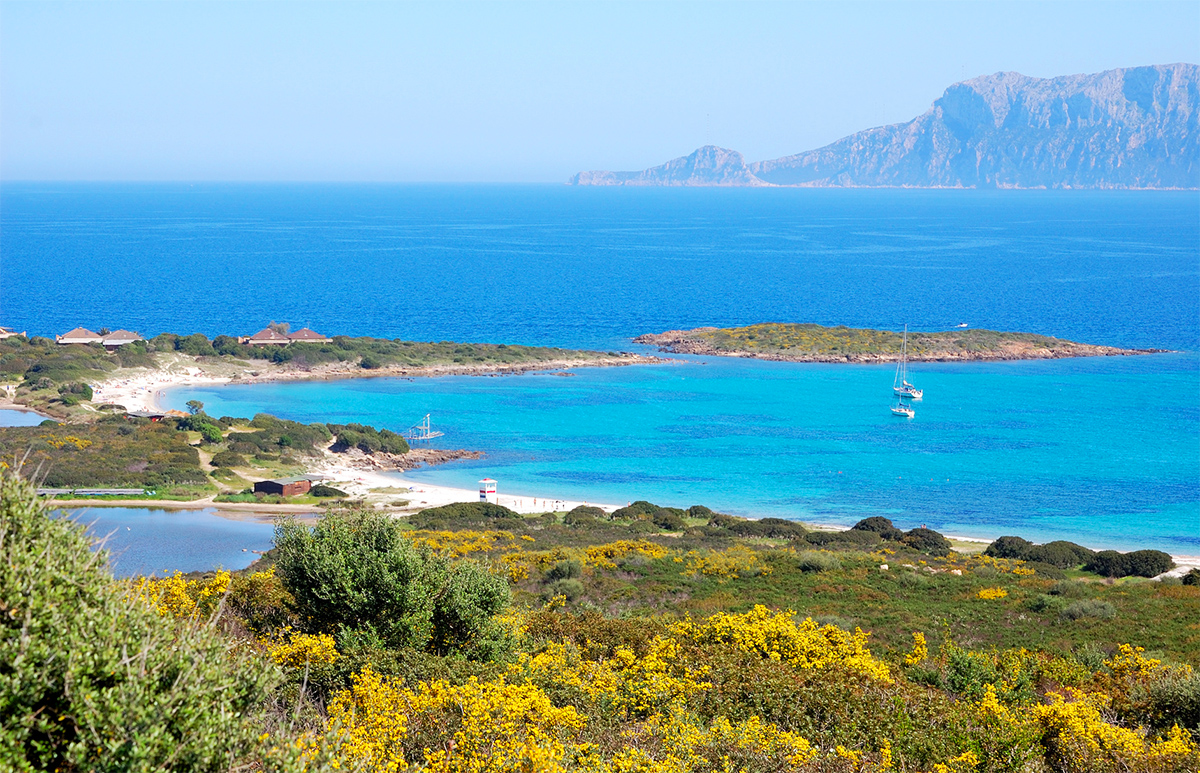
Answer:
[2, 1, 1197, 181]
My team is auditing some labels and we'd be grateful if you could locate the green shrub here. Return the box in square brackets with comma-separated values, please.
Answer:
[851, 516, 903, 540]
[728, 517, 807, 540]
[1128, 669, 1200, 733]
[611, 500, 660, 520]
[274, 508, 510, 654]
[210, 450, 248, 467]
[544, 578, 585, 602]
[309, 484, 348, 498]
[1025, 540, 1095, 568]
[651, 509, 686, 530]
[1049, 579, 1091, 598]
[546, 559, 583, 581]
[1085, 549, 1174, 578]
[1027, 594, 1068, 614]
[563, 506, 603, 526]
[805, 529, 879, 547]
[901, 527, 953, 556]
[796, 551, 842, 573]
[985, 535, 1033, 559]
[328, 422, 409, 455]
[1061, 599, 1116, 620]
[1182, 569, 1200, 586]
[0, 472, 275, 772]
[56, 381, 93, 401]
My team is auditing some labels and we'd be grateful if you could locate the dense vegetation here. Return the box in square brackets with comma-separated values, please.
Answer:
[639, 323, 1135, 359]
[0, 410, 407, 497]
[6, 471, 1196, 772]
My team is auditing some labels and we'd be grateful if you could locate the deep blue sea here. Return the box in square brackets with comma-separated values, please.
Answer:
[4, 184, 1198, 560]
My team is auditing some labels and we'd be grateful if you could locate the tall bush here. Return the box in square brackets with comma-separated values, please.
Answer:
[0, 472, 275, 772]
[274, 508, 509, 654]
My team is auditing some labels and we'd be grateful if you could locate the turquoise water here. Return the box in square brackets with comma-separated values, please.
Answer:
[6, 185, 1198, 563]
[171, 351, 1199, 555]
[58, 507, 275, 577]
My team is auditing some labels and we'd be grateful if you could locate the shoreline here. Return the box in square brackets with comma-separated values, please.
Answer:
[50, 480, 1199, 576]
[91, 352, 658, 413]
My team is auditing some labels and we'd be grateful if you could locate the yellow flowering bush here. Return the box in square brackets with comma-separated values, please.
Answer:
[264, 629, 340, 669]
[404, 529, 517, 557]
[327, 668, 587, 773]
[585, 540, 670, 569]
[583, 711, 817, 773]
[681, 545, 772, 582]
[672, 605, 891, 682]
[904, 631, 928, 666]
[517, 636, 711, 718]
[1105, 644, 1164, 680]
[130, 569, 230, 618]
[1031, 688, 1200, 772]
[976, 587, 1008, 600]
[40, 433, 92, 450]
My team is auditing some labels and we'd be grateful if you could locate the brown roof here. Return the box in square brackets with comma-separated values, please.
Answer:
[103, 329, 142, 342]
[248, 327, 290, 341]
[59, 327, 101, 340]
[287, 328, 328, 341]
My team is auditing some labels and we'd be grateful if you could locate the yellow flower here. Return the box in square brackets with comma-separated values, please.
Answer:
[672, 605, 891, 682]
[904, 631, 928, 666]
[264, 629, 340, 669]
[976, 587, 1008, 600]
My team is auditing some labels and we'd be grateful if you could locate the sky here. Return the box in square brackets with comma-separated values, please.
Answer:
[2, 1, 1197, 182]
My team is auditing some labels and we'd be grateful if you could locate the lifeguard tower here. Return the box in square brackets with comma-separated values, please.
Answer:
[478, 478, 497, 503]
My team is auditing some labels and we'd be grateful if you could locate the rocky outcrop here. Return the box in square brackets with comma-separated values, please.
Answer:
[634, 326, 1164, 363]
[572, 64, 1200, 189]
[569, 146, 767, 186]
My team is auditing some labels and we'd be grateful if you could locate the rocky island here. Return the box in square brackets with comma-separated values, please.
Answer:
[634, 323, 1163, 363]
[571, 63, 1199, 189]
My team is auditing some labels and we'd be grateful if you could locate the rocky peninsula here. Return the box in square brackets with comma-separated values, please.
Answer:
[571, 63, 1199, 189]
[634, 323, 1163, 363]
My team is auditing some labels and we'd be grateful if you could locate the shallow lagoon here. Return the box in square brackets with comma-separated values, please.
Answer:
[58, 506, 275, 577]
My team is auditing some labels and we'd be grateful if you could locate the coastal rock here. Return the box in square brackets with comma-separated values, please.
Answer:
[569, 146, 767, 187]
[330, 446, 484, 473]
[572, 64, 1200, 189]
[634, 325, 1163, 363]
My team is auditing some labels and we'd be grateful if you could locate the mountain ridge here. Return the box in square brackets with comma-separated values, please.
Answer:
[571, 64, 1200, 189]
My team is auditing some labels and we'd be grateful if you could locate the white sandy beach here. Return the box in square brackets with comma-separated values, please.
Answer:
[91, 369, 231, 412]
[307, 454, 620, 515]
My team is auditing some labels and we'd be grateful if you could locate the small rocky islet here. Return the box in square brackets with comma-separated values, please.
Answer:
[634, 322, 1164, 363]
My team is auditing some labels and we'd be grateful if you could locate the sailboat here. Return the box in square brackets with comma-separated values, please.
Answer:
[892, 325, 923, 400]
[890, 398, 915, 418]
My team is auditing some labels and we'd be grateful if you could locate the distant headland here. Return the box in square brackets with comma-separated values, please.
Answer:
[571, 64, 1199, 189]
[634, 323, 1165, 363]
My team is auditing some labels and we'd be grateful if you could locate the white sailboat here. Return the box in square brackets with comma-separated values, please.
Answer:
[890, 399, 915, 418]
[892, 325, 923, 400]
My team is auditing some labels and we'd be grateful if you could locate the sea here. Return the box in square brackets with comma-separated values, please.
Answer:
[3, 184, 1197, 565]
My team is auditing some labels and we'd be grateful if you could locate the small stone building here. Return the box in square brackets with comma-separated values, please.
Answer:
[253, 477, 313, 497]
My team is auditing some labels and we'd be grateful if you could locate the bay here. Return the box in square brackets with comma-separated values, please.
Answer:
[5, 183, 1198, 562]
[170, 351, 1199, 555]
